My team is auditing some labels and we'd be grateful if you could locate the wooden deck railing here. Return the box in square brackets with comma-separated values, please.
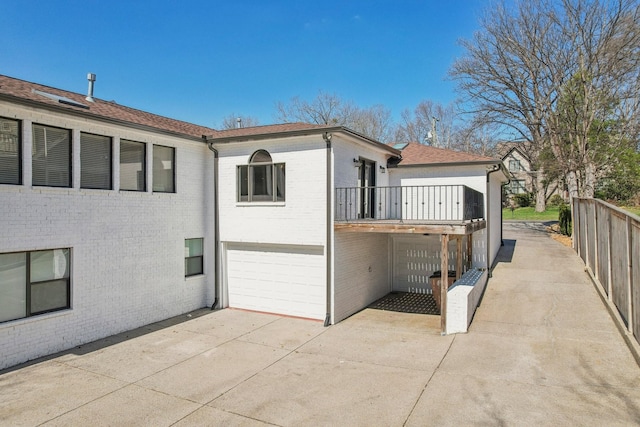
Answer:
[335, 185, 484, 222]
[573, 198, 640, 347]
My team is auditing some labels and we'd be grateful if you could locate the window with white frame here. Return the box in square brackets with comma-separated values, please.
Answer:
[237, 150, 285, 202]
[509, 159, 521, 172]
[81, 132, 112, 190]
[508, 180, 527, 194]
[185, 238, 203, 277]
[120, 139, 146, 191]
[0, 248, 71, 323]
[32, 124, 71, 187]
[152, 145, 175, 193]
[0, 117, 21, 185]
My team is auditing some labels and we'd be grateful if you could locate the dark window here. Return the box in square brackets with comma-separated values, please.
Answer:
[120, 139, 146, 191]
[153, 145, 175, 193]
[237, 150, 285, 202]
[81, 132, 112, 189]
[32, 124, 71, 187]
[185, 238, 203, 277]
[0, 249, 70, 323]
[0, 117, 21, 185]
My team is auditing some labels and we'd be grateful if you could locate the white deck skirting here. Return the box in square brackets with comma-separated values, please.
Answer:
[445, 268, 489, 334]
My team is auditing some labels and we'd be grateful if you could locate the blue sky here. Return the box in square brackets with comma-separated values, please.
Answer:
[1, 0, 489, 129]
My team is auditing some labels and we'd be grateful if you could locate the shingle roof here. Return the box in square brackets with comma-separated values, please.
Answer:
[0, 74, 216, 139]
[393, 142, 499, 166]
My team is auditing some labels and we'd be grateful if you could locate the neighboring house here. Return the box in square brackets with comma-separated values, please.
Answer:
[0, 74, 508, 370]
[499, 142, 565, 203]
[501, 145, 531, 196]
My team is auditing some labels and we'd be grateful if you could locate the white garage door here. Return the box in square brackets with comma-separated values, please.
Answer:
[225, 243, 326, 320]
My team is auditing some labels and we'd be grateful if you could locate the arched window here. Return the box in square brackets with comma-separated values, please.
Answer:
[238, 150, 285, 202]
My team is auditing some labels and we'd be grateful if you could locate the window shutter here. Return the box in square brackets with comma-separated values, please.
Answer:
[32, 124, 71, 187]
[0, 118, 21, 185]
[120, 140, 145, 191]
[81, 133, 112, 189]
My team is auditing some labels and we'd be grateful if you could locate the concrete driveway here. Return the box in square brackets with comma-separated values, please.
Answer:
[2, 222, 640, 426]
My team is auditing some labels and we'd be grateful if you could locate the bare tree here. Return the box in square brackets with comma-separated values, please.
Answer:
[219, 114, 260, 130]
[275, 91, 396, 142]
[395, 101, 457, 147]
[450, 0, 640, 210]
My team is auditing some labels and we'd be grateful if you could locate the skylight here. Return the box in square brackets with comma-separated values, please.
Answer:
[33, 89, 89, 109]
[393, 142, 409, 150]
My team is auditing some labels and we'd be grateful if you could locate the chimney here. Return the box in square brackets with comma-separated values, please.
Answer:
[236, 117, 242, 129]
[86, 73, 96, 102]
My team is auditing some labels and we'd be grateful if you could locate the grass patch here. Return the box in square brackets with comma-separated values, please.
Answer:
[620, 206, 640, 217]
[502, 206, 560, 221]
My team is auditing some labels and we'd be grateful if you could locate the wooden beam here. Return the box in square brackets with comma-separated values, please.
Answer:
[467, 234, 473, 271]
[334, 220, 486, 235]
[441, 234, 449, 335]
[456, 238, 463, 280]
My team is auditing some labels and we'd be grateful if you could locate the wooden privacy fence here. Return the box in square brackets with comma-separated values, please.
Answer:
[573, 198, 639, 346]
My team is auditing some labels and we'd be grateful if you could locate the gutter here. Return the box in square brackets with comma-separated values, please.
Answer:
[206, 139, 220, 310]
[323, 132, 333, 327]
[206, 126, 401, 157]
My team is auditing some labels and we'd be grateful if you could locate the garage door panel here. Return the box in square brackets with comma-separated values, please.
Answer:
[226, 244, 325, 320]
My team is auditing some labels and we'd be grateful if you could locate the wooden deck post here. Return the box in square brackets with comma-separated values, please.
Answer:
[456, 237, 463, 279]
[467, 234, 473, 271]
[441, 234, 449, 335]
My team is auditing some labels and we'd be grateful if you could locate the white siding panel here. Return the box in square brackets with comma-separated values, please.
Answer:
[226, 244, 325, 320]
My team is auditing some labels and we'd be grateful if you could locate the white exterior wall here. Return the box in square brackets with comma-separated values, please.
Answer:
[216, 135, 329, 315]
[0, 102, 215, 370]
[216, 136, 328, 246]
[488, 172, 504, 266]
[333, 232, 390, 323]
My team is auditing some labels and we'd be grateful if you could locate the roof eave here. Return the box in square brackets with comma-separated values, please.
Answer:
[0, 93, 207, 142]
[394, 159, 503, 168]
[207, 125, 402, 156]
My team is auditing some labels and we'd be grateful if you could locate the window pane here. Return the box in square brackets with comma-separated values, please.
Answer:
[32, 124, 71, 187]
[0, 252, 26, 322]
[238, 165, 248, 201]
[81, 133, 112, 189]
[30, 249, 69, 283]
[250, 150, 272, 163]
[153, 145, 175, 193]
[251, 164, 272, 201]
[275, 163, 285, 202]
[120, 140, 146, 191]
[185, 257, 203, 276]
[30, 279, 68, 314]
[185, 238, 203, 257]
[0, 117, 21, 185]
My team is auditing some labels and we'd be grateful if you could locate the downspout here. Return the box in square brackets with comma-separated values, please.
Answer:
[323, 132, 333, 327]
[206, 139, 220, 310]
[486, 164, 502, 278]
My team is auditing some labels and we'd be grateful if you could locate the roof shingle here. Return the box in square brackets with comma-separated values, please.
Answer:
[393, 142, 499, 166]
[0, 75, 216, 139]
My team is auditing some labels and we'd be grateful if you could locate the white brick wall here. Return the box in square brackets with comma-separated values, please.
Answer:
[0, 102, 215, 370]
[216, 136, 328, 246]
[333, 232, 390, 323]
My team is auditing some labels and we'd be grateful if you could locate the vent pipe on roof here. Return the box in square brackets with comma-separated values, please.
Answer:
[86, 73, 96, 102]
[236, 117, 242, 129]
